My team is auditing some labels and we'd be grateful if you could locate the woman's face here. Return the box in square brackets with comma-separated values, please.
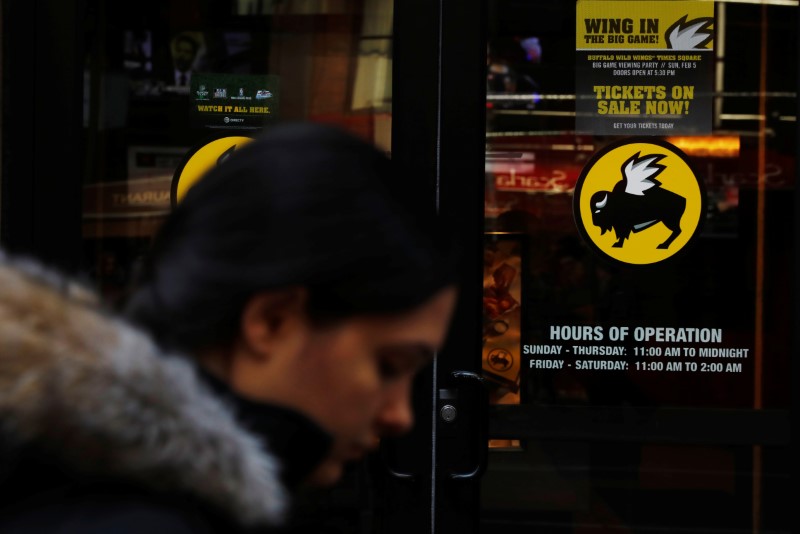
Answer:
[228, 286, 458, 486]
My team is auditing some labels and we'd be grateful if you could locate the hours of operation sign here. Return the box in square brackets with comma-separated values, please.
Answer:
[526, 325, 748, 375]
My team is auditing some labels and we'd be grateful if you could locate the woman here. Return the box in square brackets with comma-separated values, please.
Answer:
[0, 123, 458, 532]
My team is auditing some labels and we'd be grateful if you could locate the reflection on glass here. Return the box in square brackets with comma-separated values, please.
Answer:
[483, 233, 523, 449]
[83, 0, 394, 305]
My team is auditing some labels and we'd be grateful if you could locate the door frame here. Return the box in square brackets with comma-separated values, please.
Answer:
[384, 0, 487, 533]
[1, 0, 85, 272]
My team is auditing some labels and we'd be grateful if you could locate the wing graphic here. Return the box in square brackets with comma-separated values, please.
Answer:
[621, 152, 667, 196]
[666, 15, 714, 50]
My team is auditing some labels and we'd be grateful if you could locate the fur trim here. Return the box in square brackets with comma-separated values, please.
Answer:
[0, 254, 286, 526]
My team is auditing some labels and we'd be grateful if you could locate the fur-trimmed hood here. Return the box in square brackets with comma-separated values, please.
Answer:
[0, 253, 286, 527]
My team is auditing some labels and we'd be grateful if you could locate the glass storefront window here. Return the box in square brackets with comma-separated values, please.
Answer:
[1, 1, 791, 532]
[481, 1, 792, 532]
[81, 0, 393, 304]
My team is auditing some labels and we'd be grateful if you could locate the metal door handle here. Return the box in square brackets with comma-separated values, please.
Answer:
[380, 446, 416, 482]
[385, 465, 415, 481]
[447, 370, 488, 480]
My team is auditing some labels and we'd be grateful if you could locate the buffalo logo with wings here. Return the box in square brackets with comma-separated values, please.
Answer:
[574, 139, 705, 266]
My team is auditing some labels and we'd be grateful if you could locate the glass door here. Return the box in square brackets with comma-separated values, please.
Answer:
[4, 1, 419, 532]
[474, 1, 793, 533]
[82, 1, 400, 531]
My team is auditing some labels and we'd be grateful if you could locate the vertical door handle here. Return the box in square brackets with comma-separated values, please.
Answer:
[447, 370, 488, 480]
[385, 466, 416, 481]
[380, 444, 416, 482]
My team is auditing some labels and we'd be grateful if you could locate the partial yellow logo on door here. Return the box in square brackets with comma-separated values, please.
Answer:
[171, 136, 254, 206]
[573, 138, 705, 266]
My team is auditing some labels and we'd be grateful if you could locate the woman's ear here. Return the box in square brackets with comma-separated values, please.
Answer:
[226, 288, 310, 402]
[239, 287, 309, 361]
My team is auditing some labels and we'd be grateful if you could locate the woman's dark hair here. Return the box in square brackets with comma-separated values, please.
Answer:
[124, 122, 457, 353]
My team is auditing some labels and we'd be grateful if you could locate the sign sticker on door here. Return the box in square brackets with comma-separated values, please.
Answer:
[575, 0, 715, 135]
[573, 138, 705, 266]
[171, 136, 254, 206]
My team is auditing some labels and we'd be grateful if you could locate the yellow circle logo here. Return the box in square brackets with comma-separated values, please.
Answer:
[573, 138, 705, 266]
[171, 136, 254, 206]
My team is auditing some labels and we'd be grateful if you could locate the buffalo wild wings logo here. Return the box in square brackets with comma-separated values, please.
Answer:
[171, 136, 254, 206]
[573, 138, 705, 266]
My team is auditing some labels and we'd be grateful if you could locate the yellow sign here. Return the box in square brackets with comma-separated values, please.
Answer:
[573, 138, 705, 266]
[576, 1, 714, 50]
[171, 136, 254, 206]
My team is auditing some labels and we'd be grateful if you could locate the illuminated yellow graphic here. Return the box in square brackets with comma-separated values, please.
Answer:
[172, 136, 253, 206]
[574, 139, 704, 265]
[576, 1, 714, 51]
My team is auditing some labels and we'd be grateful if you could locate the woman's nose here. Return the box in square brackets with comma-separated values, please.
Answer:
[376, 385, 414, 436]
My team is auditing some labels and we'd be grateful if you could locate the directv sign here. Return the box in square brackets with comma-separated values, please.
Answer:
[190, 73, 280, 130]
